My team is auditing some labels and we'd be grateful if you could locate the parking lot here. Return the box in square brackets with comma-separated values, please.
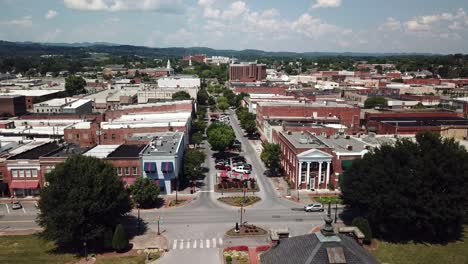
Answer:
[0, 201, 40, 216]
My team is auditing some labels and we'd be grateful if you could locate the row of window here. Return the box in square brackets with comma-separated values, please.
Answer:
[36, 108, 62, 113]
[116, 167, 138, 176]
[67, 133, 89, 140]
[11, 169, 38, 178]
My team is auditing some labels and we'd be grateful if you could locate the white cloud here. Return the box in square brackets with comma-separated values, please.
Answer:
[379, 17, 401, 31]
[311, 0, 341, 9]
[63, 0, 185, 13]
[222, 1, 248, 19]
[404, 8, 468, 33]
[41, 28, 63, 42]
[45, 10, 58, 19]
[0, 16, 32, 27]
[164, 28, 194, 46]
[291, 13, 343, 37]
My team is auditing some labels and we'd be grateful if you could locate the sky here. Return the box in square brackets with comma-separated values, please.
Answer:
[1, 0, 468, 53]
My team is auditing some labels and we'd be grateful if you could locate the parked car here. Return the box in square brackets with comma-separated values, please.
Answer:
[215, 158, 229, 165]
[215, 163, 231, 171]
[304, 203, 324, 212]
[233, 166, 251, 174]
[243, 164, 252, 170]
[248, 132, 260, 140]
[232, 156, 246, 163]
[11, 201, 22, 210]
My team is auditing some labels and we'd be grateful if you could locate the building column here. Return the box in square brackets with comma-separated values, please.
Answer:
[298, 162, 302, 190]
[306, 162, 311, 189]
[325, 161, 331, 189]
[318, 162, 323, 189]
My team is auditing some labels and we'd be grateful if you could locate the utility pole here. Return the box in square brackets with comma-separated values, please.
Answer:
[157, 216, 161, 235]
[239, 204, 245, 227]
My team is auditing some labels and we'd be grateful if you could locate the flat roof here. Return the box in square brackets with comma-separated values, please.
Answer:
[8, 142, 61, 160]
[83, 145, 121, 159]
[0, 89, 63, 97]
[63, 99, 92, 109]
[257, 101, 354, 108]
[141, 132, 183, 157]
[116, 100, 192, 110]
[44, 144, 91, 158]
[107, 144, 147, 158]
[281, 131, 328, 149]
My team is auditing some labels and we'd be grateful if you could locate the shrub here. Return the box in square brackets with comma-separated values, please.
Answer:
[352, 217, 373, 244]
[103, 228, 113, 250]
[112, 224, 129, 251]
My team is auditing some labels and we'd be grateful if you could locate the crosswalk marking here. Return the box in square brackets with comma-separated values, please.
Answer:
[171, 237, 224, 250]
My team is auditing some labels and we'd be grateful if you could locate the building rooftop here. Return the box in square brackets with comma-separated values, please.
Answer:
[107, 144, 147, 158]
[0, 89, 63, 97]
[257, 101, 354, 108]
[141, 132, 184, 157]
[44, 143, 91, 158]
[63, 99, 92, 109]
[316, 134, 371, 155]
[8, 142, 61, 160]
[369, 116, 468, 127]
[101, 112, 191, 129]
[83, 145, 121, 159]
[281, 131, 329, 149]
[116, 100, 192, 110]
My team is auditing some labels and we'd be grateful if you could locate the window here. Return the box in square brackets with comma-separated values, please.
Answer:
[83, 133, 89, 139]
[45, 166, 54, 174]
[111, 134, 116, 140]
[25, 170, 31, 178]
[68, 133, 73, 140]
[12, 170, 18, 178]
[132, 167, 137, 175]
[18, 170, 24, 178]
[0, 171, 3, 180]
[103, 134, 108, 140]
[31, 170, 38, 177]
[116, 167, 122, 176]
[125, 167, 130, 175]
[76, 134, 80, 139]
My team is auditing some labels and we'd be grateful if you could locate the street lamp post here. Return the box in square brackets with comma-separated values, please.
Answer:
[83, 241, 87, 261]
[334, 203, 338, 223]
[157, 216, 161, 235]
[137, 203, 141, 232]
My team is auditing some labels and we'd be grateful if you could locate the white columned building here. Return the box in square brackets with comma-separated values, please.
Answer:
[296, 149, 333, 190]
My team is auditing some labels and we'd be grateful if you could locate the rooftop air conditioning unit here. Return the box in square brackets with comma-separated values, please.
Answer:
[346, 145, 353, 151]
[345, 135, 350, 139]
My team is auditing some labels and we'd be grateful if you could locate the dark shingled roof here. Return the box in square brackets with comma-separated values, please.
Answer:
[8, 142, 61, 160]
[260, 233, 378, 264]
[107, 144, 146, 158]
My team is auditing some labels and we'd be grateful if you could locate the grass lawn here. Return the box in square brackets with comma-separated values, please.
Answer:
[314, 196, 342, 205]
[95, 255, 146, 264]
[373, 227, 468, 264]
[0, 234, 78, 264]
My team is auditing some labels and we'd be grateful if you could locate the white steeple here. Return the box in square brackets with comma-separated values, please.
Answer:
[167, 59, 171, 70]
[189, 56, 192, 67]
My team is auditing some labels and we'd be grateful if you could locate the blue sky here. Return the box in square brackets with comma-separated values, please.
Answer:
[1, 0, 468, 53]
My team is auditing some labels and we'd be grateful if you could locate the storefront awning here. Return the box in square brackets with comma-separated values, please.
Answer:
[144, 162, 157, 173]
[9, 180, 40, 189]
[161, 162, 174, 173]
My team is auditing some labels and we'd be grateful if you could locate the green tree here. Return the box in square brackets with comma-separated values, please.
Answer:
[260, 143, 281, 176]
[37, 155, 131, 249]
[130, 177, 161, 209]
[208, 96, 216, 106]
[112, 224, 128, 252]
[364, 96, 387, 109]
[207, 123, 235, 152]
[193, 119, 207, 133]
[192, 131, 203, 147]
[172, 91, 192, 100]
[65, 75, 86, 96]
[217, 96, 229, 113]
[342, 132, 468, 242]
[197, 89, 209, 105]
[243, 118, 257, 135]
[103, 228, 113, 250]
[183, 149, 206, 185]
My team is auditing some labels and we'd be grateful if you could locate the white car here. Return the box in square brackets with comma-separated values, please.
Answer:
[233, 166, 251, 174]
[11, 201, 22, 210]
[304, 203, 324, 212]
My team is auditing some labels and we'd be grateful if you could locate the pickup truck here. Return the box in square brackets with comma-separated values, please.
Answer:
[232, 166, 251, 174]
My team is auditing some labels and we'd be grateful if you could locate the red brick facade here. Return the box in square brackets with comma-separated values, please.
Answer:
[233, 86, 288, 96]
[229, 64, 267, 82]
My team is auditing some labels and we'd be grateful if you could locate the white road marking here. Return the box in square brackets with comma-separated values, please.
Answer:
[186, 239, 190, 249]
[219, 238, 223, 247]
[212, 238, 216, 248]
[193, 239, 197, 249]
[198, 190, 214, 193]
[180, 239, 184, 250]
[4, 204, 9, 214]
[200, 239, 204, 248]
[206, 239, 210, 248]
[22, 207, 26, 214]
[172, 240, 177, 250]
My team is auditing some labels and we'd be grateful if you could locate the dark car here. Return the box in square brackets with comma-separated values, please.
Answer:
[232, 156, 246, 163]
[215, 163, 231, 171]
[215, 158, 229, 164]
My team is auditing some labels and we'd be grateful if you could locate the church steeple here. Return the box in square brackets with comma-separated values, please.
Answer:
[167, 59, 171, 70]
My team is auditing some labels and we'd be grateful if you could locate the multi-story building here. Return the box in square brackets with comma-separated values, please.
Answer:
[33, 98, 93, 114]
[0, 95, 26, 116]
[229, 63, 267, 82]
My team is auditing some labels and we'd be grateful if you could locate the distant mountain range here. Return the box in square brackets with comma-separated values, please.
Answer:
[0, 40, 436, 58]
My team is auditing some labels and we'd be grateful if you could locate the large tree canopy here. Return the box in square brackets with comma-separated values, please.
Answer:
[172, 91, 191, 100]
[207, 123, 235, 152]
[65, 75, 86, 96]
[342, 132, 468, 242]
[37, 155, 132, 249]
[364, 96, 387, 109]
[260, 143, 281, 176]
[130, 177, 160, 209]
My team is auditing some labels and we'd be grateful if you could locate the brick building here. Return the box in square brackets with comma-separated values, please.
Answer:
[229, 63, 267, 82]
[0, 95, 26, 116]
[104, 144, 147, 186]
[272, 130, 370, 190]
[182, 54, 206, 63]
[255, 101, 361, 140]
